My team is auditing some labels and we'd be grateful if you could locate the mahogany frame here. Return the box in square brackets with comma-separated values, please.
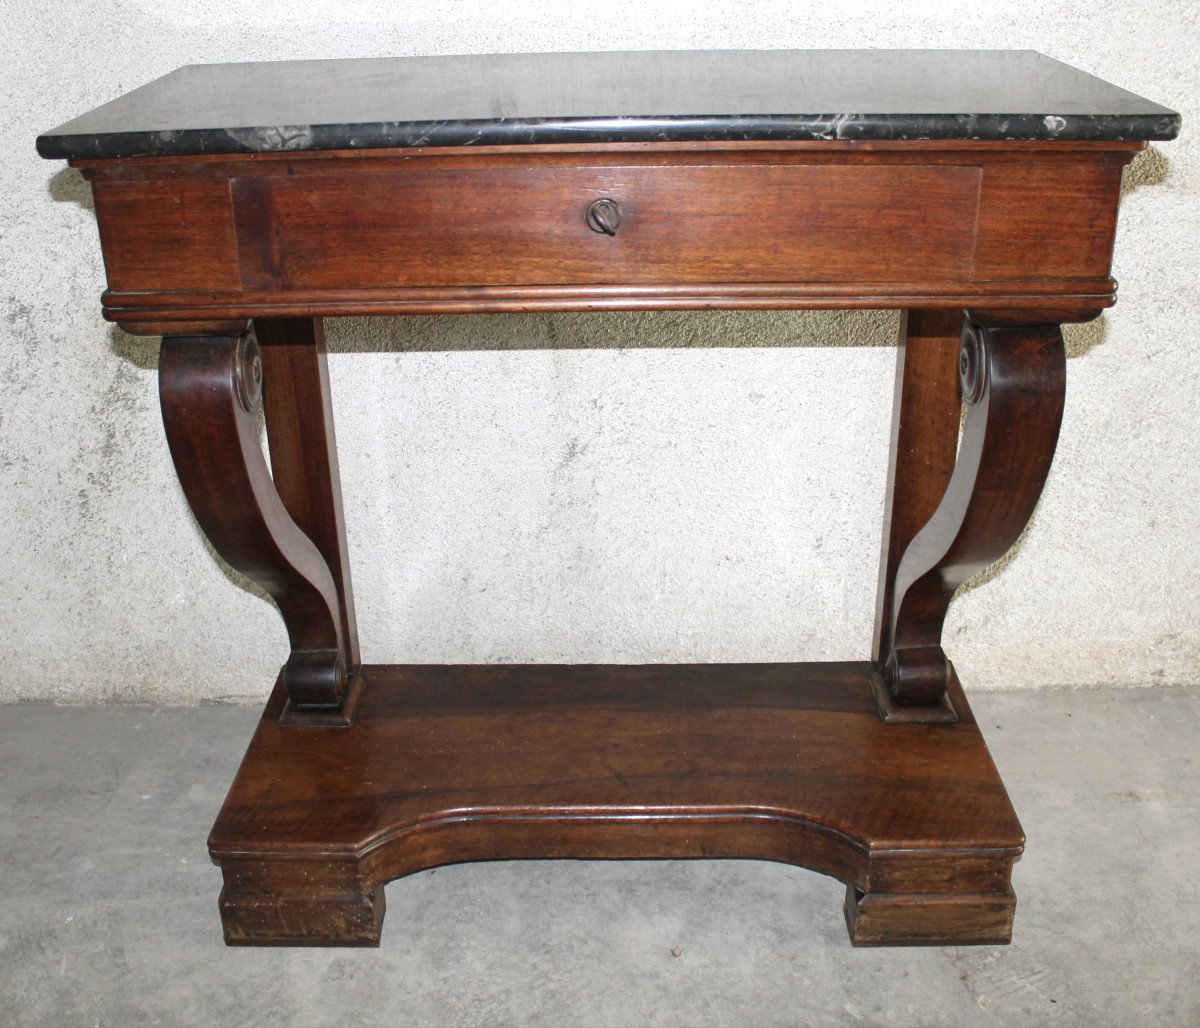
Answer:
[70, 136, 1143, 946]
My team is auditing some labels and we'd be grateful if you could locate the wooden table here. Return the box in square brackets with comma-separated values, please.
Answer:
[39, 50, 1179, 947]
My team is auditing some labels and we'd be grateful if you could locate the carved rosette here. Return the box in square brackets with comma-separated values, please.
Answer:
[234, 331, 263, 412]
[958, 323, 988, 405]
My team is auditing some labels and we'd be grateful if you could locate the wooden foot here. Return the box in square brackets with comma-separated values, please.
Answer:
[219, 883, 385, 947]
[845, 886, 1016, 947]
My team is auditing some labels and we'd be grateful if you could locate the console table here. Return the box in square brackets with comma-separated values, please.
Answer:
[39, 50, 1179, 947]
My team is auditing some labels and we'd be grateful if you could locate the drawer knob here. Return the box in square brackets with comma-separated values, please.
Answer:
[585, 198, 622, 235]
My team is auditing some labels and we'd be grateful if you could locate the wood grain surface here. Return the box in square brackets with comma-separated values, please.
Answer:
[78, 141, 1138, 331]
[211, 662, 1022, 946]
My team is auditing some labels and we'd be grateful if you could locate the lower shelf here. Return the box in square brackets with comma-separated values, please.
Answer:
[209, 661, 1023, 947]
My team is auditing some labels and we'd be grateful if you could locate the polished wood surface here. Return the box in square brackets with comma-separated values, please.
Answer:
[256, 317, 360, 679]
[884, 321, 1066, 709]
[77, 142, 1134, 333]
[158, 332, 360, 725]
[211, 662, 1022, 947]
[39, 50, 1175, 947]
[230, 162, 981, 287]
[872, 310, 963, 668]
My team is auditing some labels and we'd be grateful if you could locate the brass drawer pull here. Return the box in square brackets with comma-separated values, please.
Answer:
[585, 197, 622, 235]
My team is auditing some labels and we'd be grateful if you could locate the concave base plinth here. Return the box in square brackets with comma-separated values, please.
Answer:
[209, 662, 1023, 947]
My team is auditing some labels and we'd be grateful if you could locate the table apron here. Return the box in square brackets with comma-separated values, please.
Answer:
[81, 147, 1131, 330]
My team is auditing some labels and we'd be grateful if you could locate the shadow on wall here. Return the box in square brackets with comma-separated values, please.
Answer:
[1121, 144, 1170, 196]
[1058, 146, 1171, 360]
[47, 168, 160, 368]
[48, 167, 274, 604]
[957, 145, 1171, 596]
[325, 308, 900, 354]
[48, 166, 94, 211]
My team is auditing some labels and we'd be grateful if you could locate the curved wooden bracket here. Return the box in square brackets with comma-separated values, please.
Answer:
[882, 320, 1066, 711]
[159, 329, 360, 725]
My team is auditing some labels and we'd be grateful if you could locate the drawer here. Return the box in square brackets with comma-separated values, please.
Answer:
[229, 163, 983, 290]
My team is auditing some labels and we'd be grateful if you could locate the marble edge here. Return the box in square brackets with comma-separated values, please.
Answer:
[36, 111, 1182, 161]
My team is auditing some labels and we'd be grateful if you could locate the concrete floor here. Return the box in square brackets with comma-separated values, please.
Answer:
[2, 685, 1197, 1026]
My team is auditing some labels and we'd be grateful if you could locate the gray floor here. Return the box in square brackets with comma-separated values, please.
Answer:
[2, 685, 1197, 1027]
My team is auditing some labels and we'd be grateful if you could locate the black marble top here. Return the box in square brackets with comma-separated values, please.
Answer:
[37, 49, 1180, 160]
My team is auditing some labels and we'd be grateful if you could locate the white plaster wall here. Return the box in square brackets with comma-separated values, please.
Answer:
[1, 1, 1197, 703]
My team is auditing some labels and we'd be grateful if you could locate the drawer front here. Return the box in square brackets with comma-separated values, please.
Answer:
[230, 163, 982, 290]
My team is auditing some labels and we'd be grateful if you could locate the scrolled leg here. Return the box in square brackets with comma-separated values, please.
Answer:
[159, 327, 360, 725]
[877, 316, 1067, 717]
[255, 317, 361, 678]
